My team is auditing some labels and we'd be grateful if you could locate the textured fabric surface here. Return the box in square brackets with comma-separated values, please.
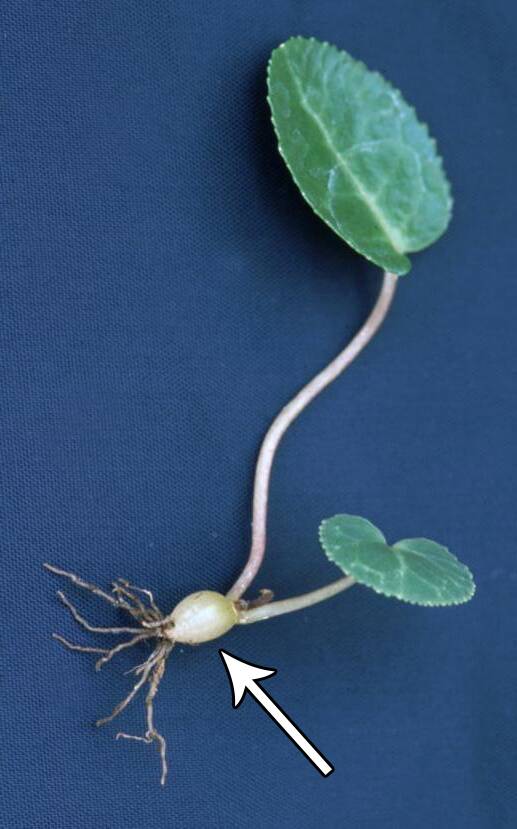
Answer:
[2, 2, 515, 827]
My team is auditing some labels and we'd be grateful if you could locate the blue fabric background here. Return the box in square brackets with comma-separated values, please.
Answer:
[2, 2, 515, 827]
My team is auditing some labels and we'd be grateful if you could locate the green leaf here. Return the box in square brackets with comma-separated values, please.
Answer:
[319, 514, 475, 606]
[267, 37, 452, 275]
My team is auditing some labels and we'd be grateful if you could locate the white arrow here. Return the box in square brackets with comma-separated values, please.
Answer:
[219, 649, 334, 777]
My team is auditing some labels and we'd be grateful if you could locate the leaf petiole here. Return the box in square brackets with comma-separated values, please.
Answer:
[227, 270, 397, 601]
[237, 575, 356, 624]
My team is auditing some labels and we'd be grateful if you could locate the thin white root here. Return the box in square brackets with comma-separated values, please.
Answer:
[140, 616, 168, 630]
[116, 647, 170, 785]
[44, 563, 131, 611]
[46, 565, 174, 785]
[146, 659, 168, 785]
[95, 634, 151, 671]
[53, 634, 109, 655]
[95, 659, 156, 727]
[125, 645, 163, 677]
[112, 582, 149, 620]
[57, 590, 144, 635]
[115, 578, 162, 620]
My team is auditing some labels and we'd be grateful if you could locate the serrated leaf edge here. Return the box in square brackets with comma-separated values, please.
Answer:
[318, 519, 476, 607]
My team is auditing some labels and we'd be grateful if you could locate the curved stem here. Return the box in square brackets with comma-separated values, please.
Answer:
[238, 575, 356, 624]
[227, 270, 398, 601]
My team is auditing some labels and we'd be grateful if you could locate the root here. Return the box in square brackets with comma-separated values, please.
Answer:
[44, 563, 161, 625]
[95, 634, 151, 671]
[44, 563, 132, 612]
[141, 616, 169, 630]
[56, 590, 144, 635]
[95, 654, 158, 727]
[45, 564, 174, 785]
[114, 578, 162, 621]
[112, 581, 149, 620]
[53, 634, 109, 655]
[117, 648, 170, 785]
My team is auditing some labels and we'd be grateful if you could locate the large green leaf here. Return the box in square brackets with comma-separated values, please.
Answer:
[320, 515, 475, 606]
[267, 37, 452, 275]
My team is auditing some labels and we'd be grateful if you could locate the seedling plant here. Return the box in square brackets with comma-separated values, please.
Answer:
[45, 38, 475, 785]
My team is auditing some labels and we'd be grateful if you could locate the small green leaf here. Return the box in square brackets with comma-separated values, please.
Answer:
[320, 513, 386, 546]
[267, 37, 452, 275]
[319, 514, 475, 606]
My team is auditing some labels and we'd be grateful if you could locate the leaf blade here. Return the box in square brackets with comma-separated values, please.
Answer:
[319, 514, 386, 547]
[319, 515, 475, 606]
[268, 37, 452, 274]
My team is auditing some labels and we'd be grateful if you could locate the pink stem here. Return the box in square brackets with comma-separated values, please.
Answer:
[227, 270, 398, 601]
